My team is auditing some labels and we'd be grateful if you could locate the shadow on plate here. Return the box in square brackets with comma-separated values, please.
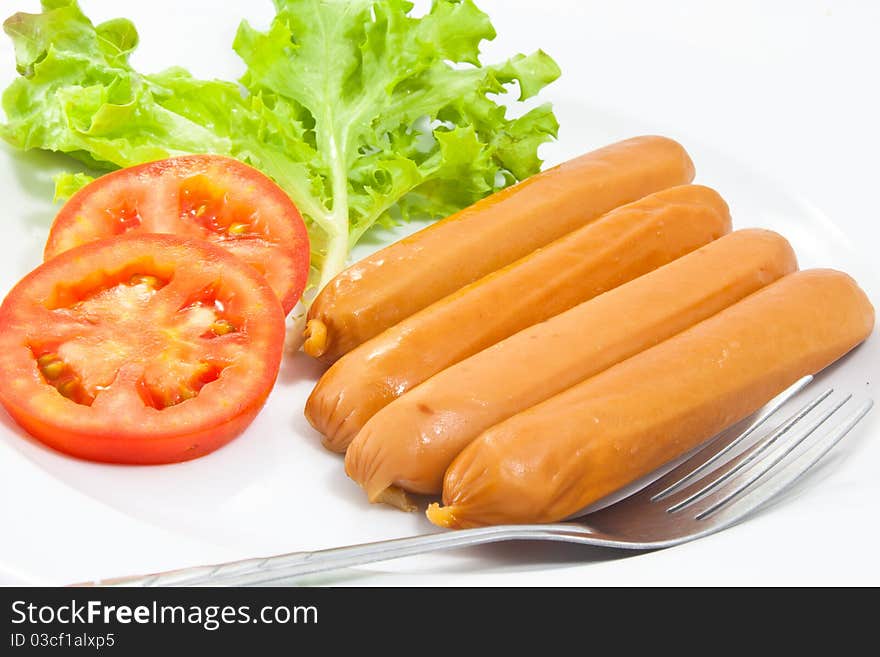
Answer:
[1, 144, 96, 224]
[279, 348, 327, 386]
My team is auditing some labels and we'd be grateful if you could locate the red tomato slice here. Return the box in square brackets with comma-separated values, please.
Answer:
[0, 234, 285, 464]
[44, 155, 310, 315]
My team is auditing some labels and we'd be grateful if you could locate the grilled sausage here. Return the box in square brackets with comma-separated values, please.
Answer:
[308, 184, 730, 452]
[345, 229, 797, 503]
[304, 136, 696, 362]
[428, 269, 874, 528]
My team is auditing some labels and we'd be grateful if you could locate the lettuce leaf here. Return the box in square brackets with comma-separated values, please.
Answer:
[2, 0, 560, 299]
[53, 170, 93, 202]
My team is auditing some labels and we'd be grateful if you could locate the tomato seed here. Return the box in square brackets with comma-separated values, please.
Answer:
[40, 360, 66, 380]
[57, 379, 79, 400]
[129, 274, 160, 288]
[228, 222, 249, 235]
[211, 319, 236, 336]
[36, 353, 59, 368]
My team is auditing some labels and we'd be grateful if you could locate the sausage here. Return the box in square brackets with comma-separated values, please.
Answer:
[427, 269, 875, 528]
[304, 136, 696, 362]
[345, 229, 797, 504]
[308, 184, 730, 452]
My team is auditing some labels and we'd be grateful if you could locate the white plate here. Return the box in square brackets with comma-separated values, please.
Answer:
[0, 1, 878, 586]
[0, 97, 877, 586]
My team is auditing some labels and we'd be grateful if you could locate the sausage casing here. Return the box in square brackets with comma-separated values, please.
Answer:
[346, 229, 797, 502]
[429, 269, 874, 527]
[304, 136, 696, 362]
[309, 184, 730, 452]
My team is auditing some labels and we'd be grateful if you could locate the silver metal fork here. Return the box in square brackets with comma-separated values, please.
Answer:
[81, 376, 872, 587]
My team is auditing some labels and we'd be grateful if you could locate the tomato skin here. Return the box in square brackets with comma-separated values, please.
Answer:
[0, 234, 285, 464]
[44, 155, 310, 315]
[0, 388, 265, 464]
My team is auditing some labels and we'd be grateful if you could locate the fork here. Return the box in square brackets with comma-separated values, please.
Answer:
[81, 376, 872, 587]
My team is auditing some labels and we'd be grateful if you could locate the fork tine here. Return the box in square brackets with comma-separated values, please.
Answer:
[693, 397, 871, 521]
[667, 392, 848, 513]
[694, 398, 874, 528]
[650, 376, 818, 501]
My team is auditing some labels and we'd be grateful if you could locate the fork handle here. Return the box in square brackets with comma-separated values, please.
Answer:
[77, 525, 575, 587]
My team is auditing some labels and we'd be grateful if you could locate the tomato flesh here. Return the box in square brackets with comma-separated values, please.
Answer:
[44, 155, 310, 315]
[0, 234, 286, 464]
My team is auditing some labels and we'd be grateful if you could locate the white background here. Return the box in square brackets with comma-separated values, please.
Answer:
[0, 1, 878, 585]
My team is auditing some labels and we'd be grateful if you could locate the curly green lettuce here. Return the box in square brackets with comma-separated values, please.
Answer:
[2, 0, 560, 298]
[52, 171, 93, 202]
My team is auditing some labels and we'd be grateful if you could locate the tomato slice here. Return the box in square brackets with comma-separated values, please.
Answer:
[0, 234, 285, 464]
[44, 155, 310, 315]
